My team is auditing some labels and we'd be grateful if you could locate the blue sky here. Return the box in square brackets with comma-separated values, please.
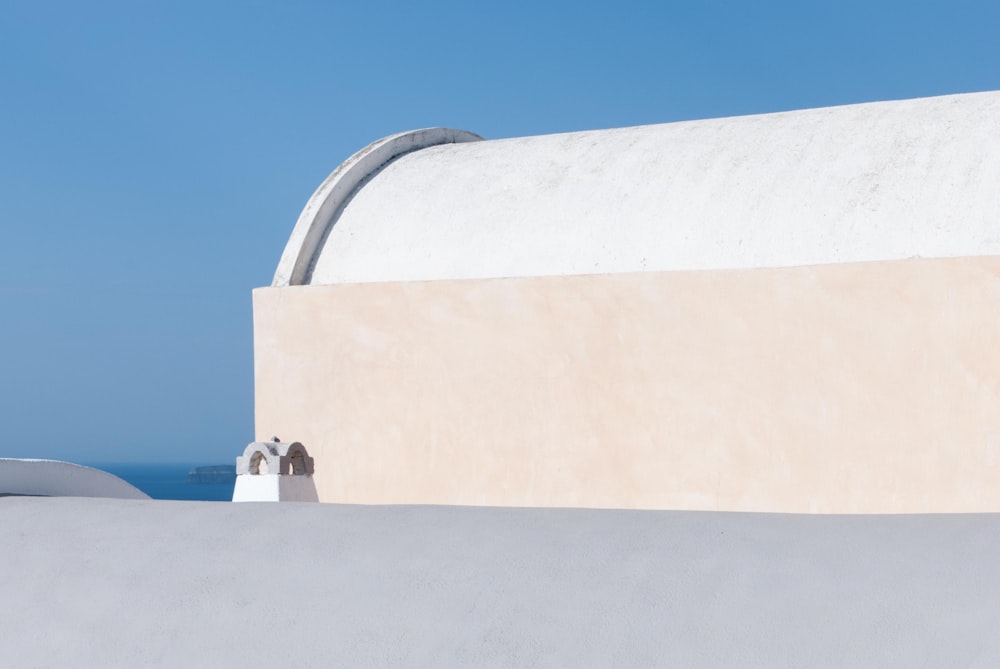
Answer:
[1, 0, 998, 463]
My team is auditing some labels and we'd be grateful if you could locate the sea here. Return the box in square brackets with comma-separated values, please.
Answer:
[84, 462, 236, 501]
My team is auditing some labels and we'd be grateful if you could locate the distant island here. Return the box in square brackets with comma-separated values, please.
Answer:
[186, 465, 237, 485]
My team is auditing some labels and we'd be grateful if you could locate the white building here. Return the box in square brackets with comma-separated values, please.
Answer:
[254, 90, 1000, 512]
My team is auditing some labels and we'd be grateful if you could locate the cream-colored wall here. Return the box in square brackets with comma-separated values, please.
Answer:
[253, 256, 1000, 512]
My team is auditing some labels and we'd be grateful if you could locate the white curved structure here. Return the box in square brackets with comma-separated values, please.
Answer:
[284, 91, 1000, 286]
[0, 458, 149, 499]
[274, 128, 483, 286]
[255, 91, 1000, 511]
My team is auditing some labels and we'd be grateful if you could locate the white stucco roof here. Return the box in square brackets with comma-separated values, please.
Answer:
[276, 91, 1000, 286]
[5, 497, 1000, 666]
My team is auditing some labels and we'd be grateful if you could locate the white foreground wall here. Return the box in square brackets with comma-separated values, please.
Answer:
[3, 497, 999, 667]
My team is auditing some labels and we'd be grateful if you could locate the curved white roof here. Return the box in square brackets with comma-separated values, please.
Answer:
[276, 91, 1000, 286]
[0, 459, 149, 499]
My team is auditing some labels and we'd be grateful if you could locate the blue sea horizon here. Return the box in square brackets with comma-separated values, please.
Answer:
[85, 462, 236, 501]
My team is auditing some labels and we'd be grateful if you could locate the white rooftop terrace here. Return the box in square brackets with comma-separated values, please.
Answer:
[3, 497, 999, 666]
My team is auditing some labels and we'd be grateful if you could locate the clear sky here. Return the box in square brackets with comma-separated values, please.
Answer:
[1, 0, 997, 463]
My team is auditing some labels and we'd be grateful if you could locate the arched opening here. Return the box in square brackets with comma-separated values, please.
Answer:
[289, 450, 306, 475]
[249, 451, 269, 475]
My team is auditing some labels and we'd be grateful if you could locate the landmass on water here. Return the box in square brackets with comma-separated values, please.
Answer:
[186, 464, 237, 485]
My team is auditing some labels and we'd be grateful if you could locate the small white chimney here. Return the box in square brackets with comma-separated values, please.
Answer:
[232, 441, 318, 502]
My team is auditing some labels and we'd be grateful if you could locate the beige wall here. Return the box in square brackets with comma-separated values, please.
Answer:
[253, 256, 1000, 512]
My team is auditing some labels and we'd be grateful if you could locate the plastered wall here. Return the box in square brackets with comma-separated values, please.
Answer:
[253, 256, 1000, 512]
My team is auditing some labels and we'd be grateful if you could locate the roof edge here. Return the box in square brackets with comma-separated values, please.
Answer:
[273, 128, 484, 286]
[0, 458, 150, 499]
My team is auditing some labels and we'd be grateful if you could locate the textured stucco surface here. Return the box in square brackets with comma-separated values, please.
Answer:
[254, 255, 1000, 511]
[299, 91, 1000, 284]
[2, 497, 999, 667]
